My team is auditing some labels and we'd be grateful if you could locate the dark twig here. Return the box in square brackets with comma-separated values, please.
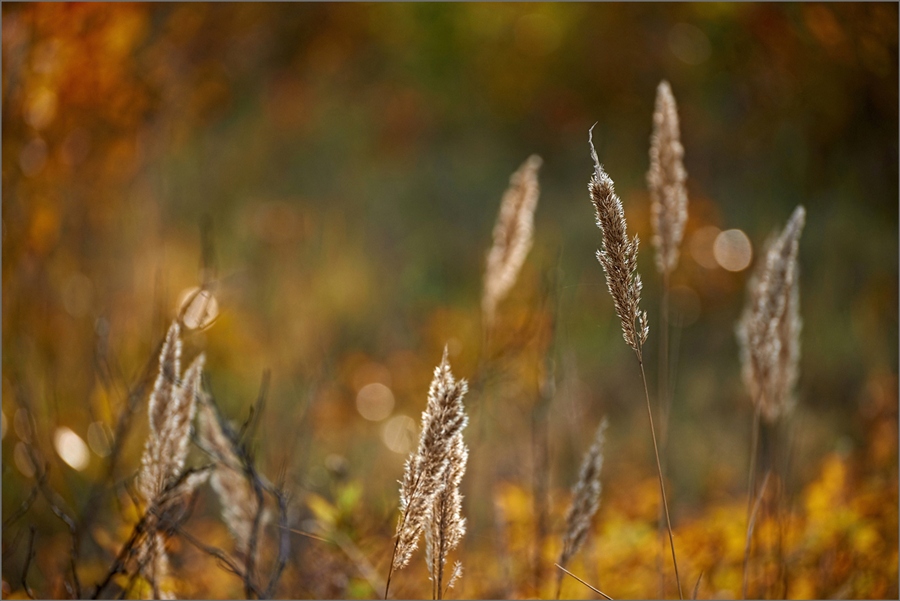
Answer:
[91, 468, 208, 599]
[80, 337, 164, 544]
[692, 571, 704, 600]
[263, 487, 291, 599]
[244, 460, 266, 599]
[3, 478, 42, 529]
[19, 428, 84, 598]
[174, 525, 262, 597]
[240, 370, 271, 445]
[22, 525, 37, 600]
[90, 514, 147, 599]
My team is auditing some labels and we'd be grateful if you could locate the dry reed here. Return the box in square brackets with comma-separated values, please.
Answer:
[556, 418, 608, 597]
[736, 205, 805, 423]
[197, 397, 266, 557]
[737, 206, 805, 598]
[136, 321, 208, 599]
[386, 348, 469, 599]
[425, 421, 468, 599]
[647, 78, 688, 598]
[482, 155, 543, 329]
[647, 80, 688, 277]
[587, 128, 683, 598]
[588, 129, 648, 356]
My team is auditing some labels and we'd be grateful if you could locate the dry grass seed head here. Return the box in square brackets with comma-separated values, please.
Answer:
[140, 349, 205, 502]
[136, 321, 207, 600]
[198, 398, 265, 556]
[425, 423, 468, 587]
[394, 348, 469, 572]
[483, 154, 542, 328]
[647, 80, 688, 276]
[558, 417, 608, 570]
[736, 205, 805, 422]
[588, 129, 649, 354]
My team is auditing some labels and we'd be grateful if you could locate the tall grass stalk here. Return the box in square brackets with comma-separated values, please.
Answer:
[588, 128, 683, 599]
[736, 206, 805, 599]
[647, 81, 688, 597]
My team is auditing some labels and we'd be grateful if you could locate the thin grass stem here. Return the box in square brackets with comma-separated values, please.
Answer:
[554, 563, 613, 600]
[657, 270, 671, 598]
[638, 353, 683, 600]
[743, 470, 771, 599]
[743, 404, 762, 599]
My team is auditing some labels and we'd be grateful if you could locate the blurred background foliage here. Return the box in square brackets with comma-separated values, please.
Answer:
[2, 3, 897, 599]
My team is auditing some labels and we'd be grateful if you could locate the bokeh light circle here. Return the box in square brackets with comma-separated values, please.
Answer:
[713, 229, 753, 272]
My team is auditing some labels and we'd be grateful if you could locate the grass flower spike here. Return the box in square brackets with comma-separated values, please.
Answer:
[588, 128, 649, 356]
[647, 80, 688, 276]
[737, 205, 805, 423]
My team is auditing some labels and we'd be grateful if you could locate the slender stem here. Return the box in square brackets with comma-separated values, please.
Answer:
[636, 347, 684, 599]
[659, 271, 671, 445]
[743, 470, 771, 599]
[691, 571, 704, 600]
[21, 525, 36, 600]
[554, 563, 613, 600]
[442, 563, 462, 599]
[746, 406, 761, 521]
[779, 419, 797, 598]
[263, 487, 291, 599]
[385, 469, 424, 600]
[175, 525, 262, 597]
[384, 535, 400, 600]
[531, 399, 550, 596]
[743, 405, 762, 599]
[657, 270, 671, 598]
[435, 498, 446, 600]
[638, 354, 683, 599]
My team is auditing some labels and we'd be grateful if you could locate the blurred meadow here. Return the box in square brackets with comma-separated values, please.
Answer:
[2, 3, 898, 599]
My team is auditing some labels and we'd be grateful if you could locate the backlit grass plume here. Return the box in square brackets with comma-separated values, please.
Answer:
[425, 409, 468, 599]
[736, 205, 806, 423]
[139, 322, 205, 501]
[587, 128, 683, 598]
[647, 80, 688, 276]
[483, 154, 542, 329]
[386, 348, 469, 599]
[136, 321, 208, 598]
[557, 418, 607, 597]
[588, 128, 648, 356]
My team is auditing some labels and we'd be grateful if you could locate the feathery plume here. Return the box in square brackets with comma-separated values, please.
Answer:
[588, 128, 649, 355]
[445, 562, 463, 592]
[425, 413, 468, 598]
[483, 154, 542, 328]
[736, 205, 805, 422]
[146, 322, 182, 453]
[558, 418, 607, 572]
[389, 348, 469, 588]
[139, 342, 205, 501]
[647, 80, 688, 275]
[136, 322, 207, 598]
[198, 397, 265, 556]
